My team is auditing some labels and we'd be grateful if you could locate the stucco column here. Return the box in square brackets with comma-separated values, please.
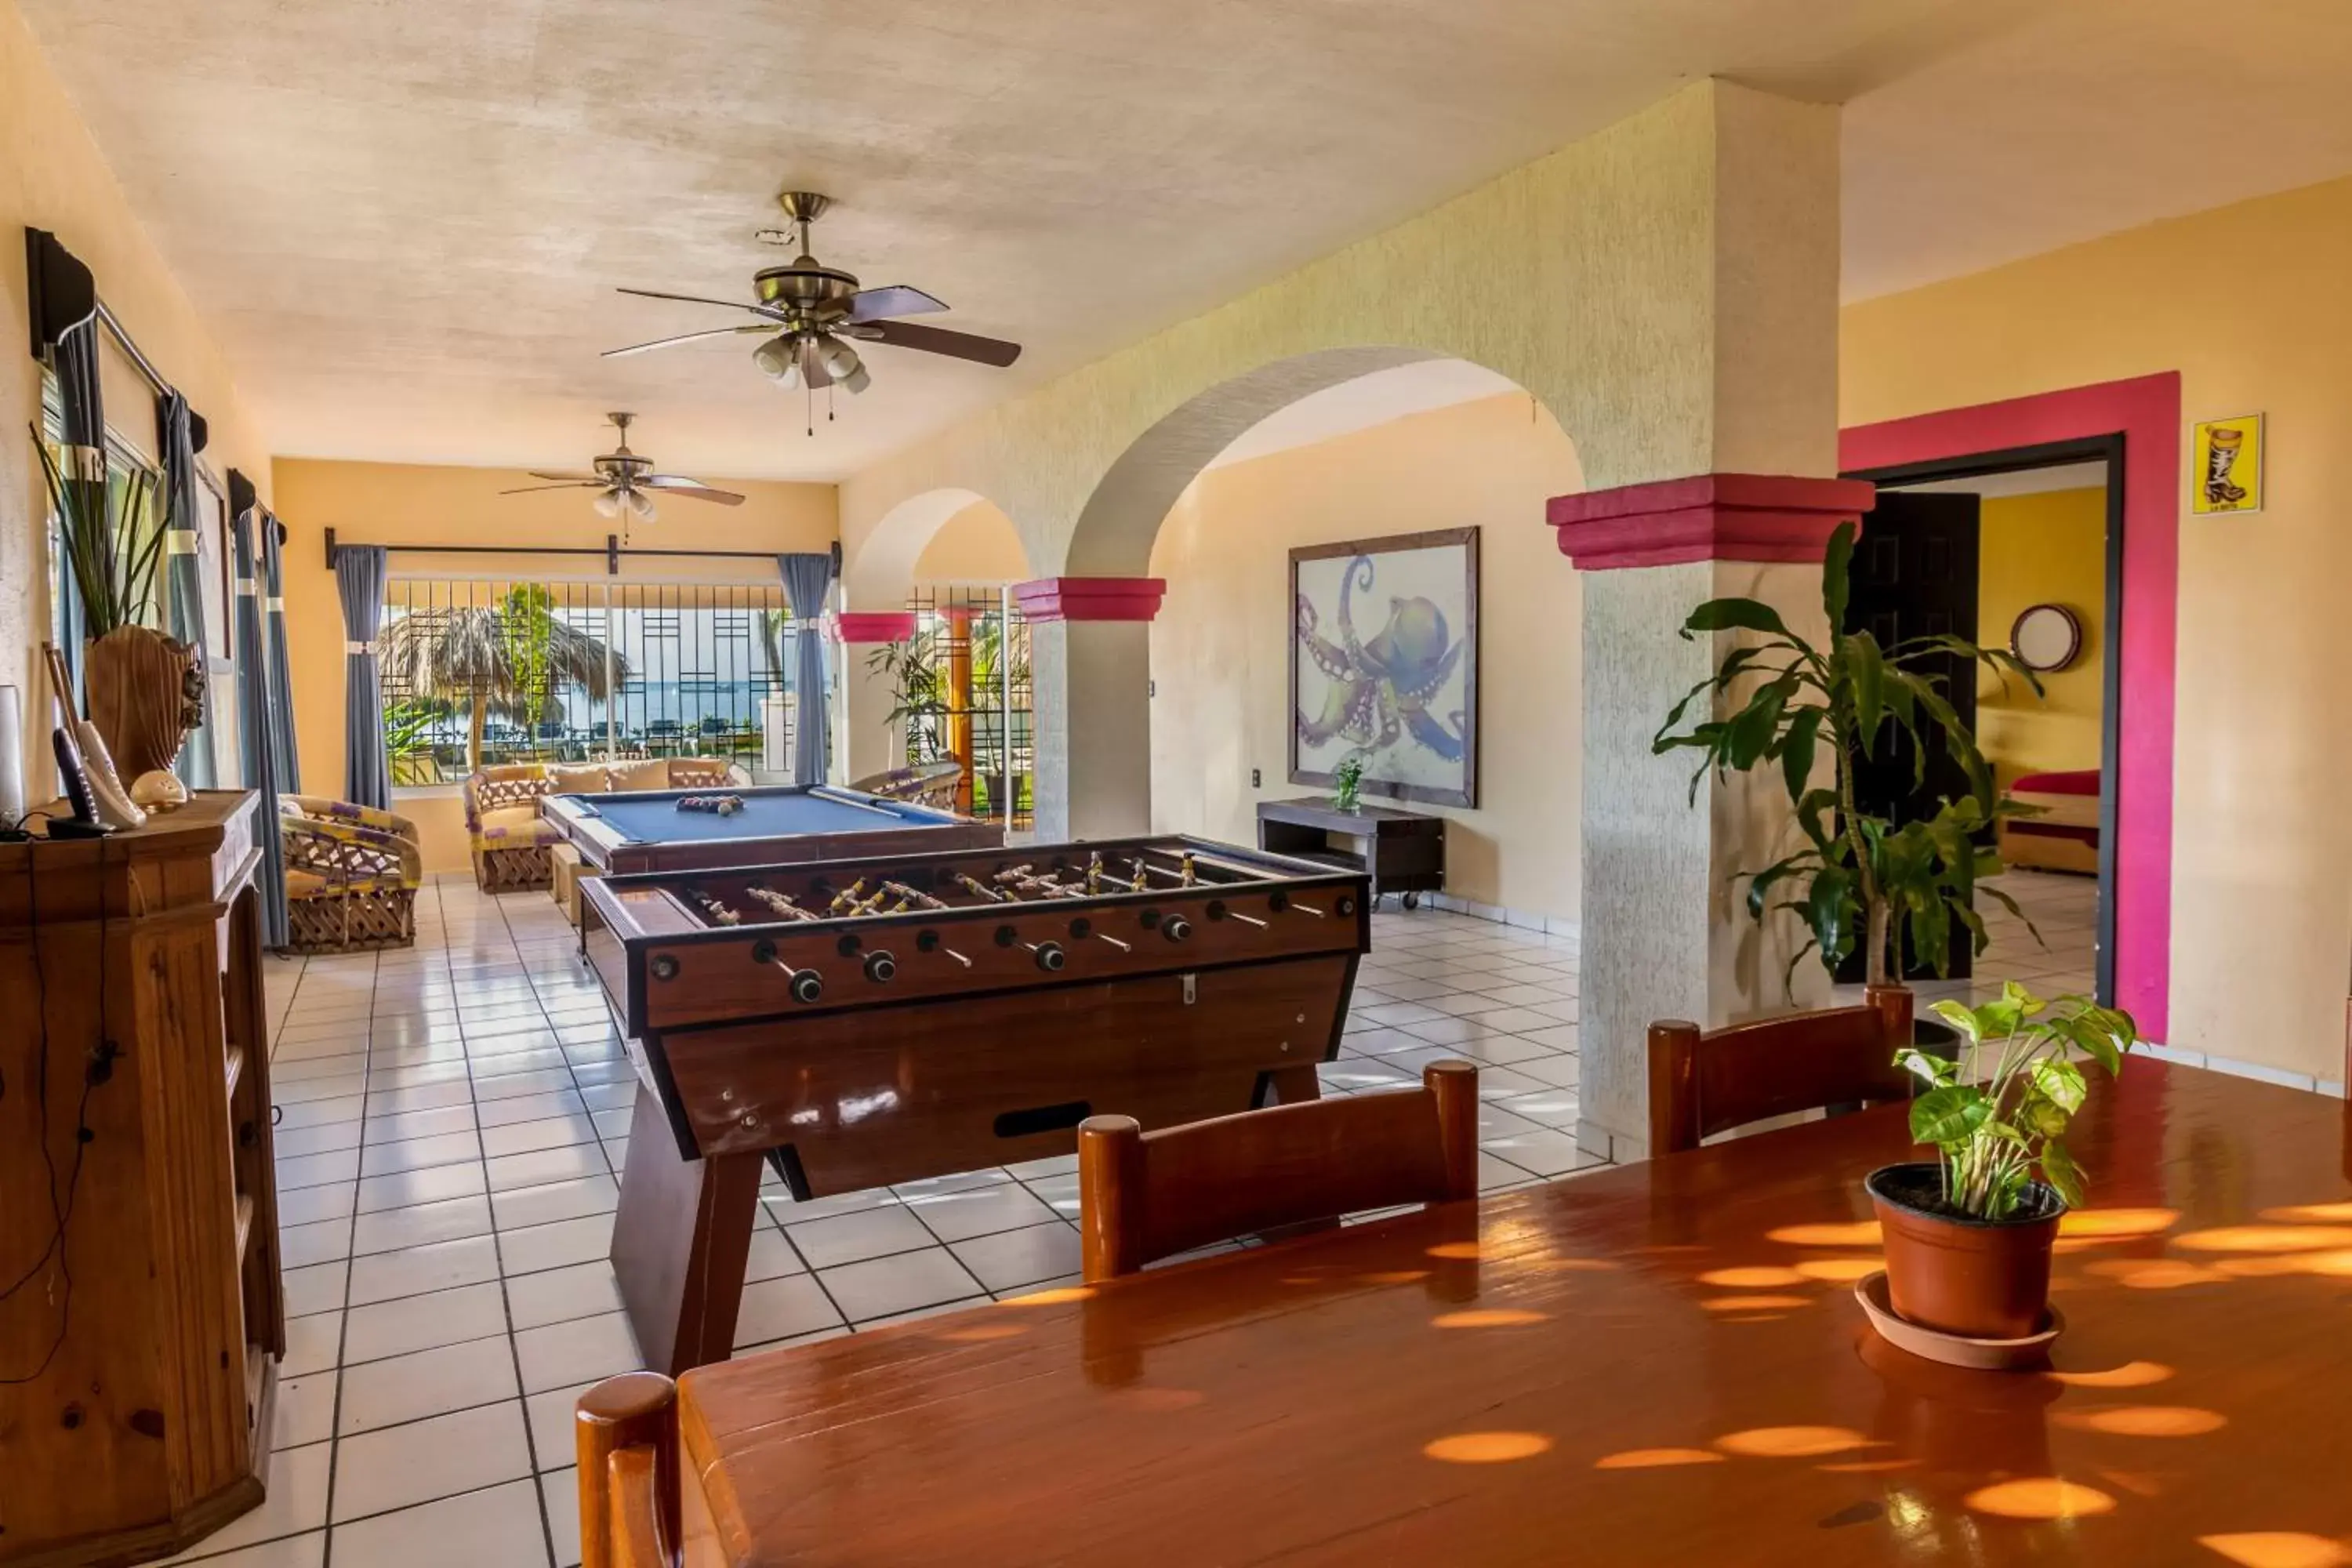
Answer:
[835, 612, 916, 787]
[1014, 578, 1166, 841]
[1557, 478, 1874, 1163]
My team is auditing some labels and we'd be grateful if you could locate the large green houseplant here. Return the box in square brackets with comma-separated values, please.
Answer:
[1652, 521, 2042, 992]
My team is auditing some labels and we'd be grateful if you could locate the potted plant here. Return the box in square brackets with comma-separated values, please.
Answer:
[34, 429, 202, 779]
[1871, 983, 2136, 1339]
[1652, 521, 2044, 1043]
[1332, 754, 1366, 814]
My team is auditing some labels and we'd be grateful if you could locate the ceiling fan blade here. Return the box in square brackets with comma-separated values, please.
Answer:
[617, 286, 788, 320]
[864, 319, 1022, 368]
[800, 337, 834, 390]
[601, 324, 773, 359]
[846, 285, 949, 323]
[641, 477, 747, 506]
[525, 470, 603, 482]
[499, 481, 602, 495]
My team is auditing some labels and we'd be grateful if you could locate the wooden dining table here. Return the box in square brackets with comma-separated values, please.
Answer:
[633, 1059, 2352, 1565]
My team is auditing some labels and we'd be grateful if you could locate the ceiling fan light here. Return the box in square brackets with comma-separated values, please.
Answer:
[752, 334, 795, 381]
[840, 363, 872, 395]
[818, 337, 862, 379]
[592, 490, 622, 519]
[629, 490, 657, 523]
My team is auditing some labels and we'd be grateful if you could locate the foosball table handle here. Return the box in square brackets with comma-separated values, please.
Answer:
[863, 950, 898, 984]
[751, 938, 826, 1003]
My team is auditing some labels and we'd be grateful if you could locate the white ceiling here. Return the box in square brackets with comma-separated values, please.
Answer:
[19, 0, 2352, 484]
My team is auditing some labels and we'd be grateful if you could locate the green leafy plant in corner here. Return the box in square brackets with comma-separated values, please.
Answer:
[1900, 984, 2136, 1217]
[1653, 521, 2045, 989]
[865, 630, 950, 764]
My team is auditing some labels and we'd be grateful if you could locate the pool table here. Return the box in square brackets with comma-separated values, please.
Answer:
[542, 783, 1002, 876]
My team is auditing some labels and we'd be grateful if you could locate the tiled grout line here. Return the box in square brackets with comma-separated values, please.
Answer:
[470, 888, 568, 1568]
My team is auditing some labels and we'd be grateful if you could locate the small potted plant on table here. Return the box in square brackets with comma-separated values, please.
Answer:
[1332, 754, 1366, 814]
[1870, 983, 2136, 1342]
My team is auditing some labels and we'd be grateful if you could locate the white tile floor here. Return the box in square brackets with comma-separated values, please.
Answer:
[198, 875, 1592, 1566]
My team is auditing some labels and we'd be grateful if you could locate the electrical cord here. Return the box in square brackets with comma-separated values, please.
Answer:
[0, 830, 114, 1385]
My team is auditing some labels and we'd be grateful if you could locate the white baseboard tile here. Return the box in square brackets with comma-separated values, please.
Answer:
[1421, 891, 1579, 943]
[2139, 1040, 2333, 1096]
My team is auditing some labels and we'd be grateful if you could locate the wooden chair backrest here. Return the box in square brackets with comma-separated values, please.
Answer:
[1077, 1061, 1479, 1282]
[577, 1372, 681, 1568]
[1648, 1005, 1911, 1156]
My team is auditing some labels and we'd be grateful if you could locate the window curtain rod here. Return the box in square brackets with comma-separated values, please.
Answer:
[325, 529, 843, 579]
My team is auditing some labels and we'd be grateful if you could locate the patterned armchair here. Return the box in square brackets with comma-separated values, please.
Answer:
[464, 763, 565, 892]
[851, 760, 965, 811]
[464, 757, 751, 891]
[282, 796, 423, 954]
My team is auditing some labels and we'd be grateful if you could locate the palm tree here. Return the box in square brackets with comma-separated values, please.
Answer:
[377, 586, 624, 771]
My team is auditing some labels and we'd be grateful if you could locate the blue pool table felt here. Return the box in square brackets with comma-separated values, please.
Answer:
[570, 788, 956, 844]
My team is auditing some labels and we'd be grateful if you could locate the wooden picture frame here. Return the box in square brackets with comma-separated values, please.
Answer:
[1289, 528, 1479, 808]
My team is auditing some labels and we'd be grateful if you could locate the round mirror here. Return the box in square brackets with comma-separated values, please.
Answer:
[2010, 603, 2082, 673]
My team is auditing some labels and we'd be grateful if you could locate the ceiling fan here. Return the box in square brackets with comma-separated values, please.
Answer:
[499, 412, 744, 523]
[602, 191, 1022, 426]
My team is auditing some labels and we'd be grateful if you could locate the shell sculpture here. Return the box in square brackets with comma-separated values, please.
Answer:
[85, 625, 205, 782]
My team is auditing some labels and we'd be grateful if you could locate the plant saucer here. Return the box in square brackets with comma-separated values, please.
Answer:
[1854, 1271, 2064, 1370]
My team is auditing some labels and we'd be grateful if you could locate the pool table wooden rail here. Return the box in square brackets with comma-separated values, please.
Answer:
[543, 784, 1003, 876]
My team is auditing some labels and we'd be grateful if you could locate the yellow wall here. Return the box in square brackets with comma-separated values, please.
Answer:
[270, 457, 836, 872]
[1973, 487, 2105, 789]
[1842, 172, 2352, 1080]
[2, 0, 271, 794]
[911, 499, 1028, 583]
[1149, 393, 1583, 921]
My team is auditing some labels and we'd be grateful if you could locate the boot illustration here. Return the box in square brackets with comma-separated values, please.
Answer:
[2204, 426, 2249, 506]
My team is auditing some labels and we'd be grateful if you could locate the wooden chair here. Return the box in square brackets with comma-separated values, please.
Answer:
[1647, 1001, 1913, 1156]
[1076, 1060, 1479, 1283]
[576, 1373, 682, 1568]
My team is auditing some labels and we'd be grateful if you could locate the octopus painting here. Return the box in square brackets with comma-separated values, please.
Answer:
[1294, 543, 1473, 796]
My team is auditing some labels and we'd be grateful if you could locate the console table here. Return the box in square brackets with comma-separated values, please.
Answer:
[1256, 796, 1445, 909]
[0, 792, 285, 1565]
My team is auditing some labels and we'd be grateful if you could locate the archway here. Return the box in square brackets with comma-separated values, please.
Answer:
[1035, 351, 1581, 851]
[837, 486, 1029, 786]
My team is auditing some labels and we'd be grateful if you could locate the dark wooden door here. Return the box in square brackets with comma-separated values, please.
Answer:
[1838, 490, 1980, 982]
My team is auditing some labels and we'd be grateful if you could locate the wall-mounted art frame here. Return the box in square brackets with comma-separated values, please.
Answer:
[1289, 527, 1479, 808]
[2190, 412, 2263, 515]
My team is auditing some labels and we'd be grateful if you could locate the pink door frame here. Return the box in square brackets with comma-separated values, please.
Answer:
[1839, 372, 2179, 1041]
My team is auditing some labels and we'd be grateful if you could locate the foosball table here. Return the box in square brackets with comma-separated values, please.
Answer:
[579, 834, 1371, 1374]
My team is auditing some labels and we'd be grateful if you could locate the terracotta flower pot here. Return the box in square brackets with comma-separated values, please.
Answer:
[1867, 1162, 2063, 1340]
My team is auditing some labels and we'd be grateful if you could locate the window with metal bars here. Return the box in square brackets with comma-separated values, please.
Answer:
[379, 578, 813, 787]
[891, 583, 1033, 829]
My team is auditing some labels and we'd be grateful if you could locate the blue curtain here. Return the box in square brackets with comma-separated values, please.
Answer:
[262, 513, 301, 794]
[336, 545, 390, 809]
[779, 553, 834, 785]
[233, 506, 289, 946]
[158, 391, 218, 788]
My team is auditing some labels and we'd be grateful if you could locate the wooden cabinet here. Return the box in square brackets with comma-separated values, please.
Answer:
[0, 792, 285, 1566]
[1257, 797, 1446, 909]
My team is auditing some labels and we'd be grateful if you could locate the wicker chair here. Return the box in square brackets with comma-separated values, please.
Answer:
[851, 760, 965, 811]
[464, 757, 750, 891]
[282, 797, 423, 954]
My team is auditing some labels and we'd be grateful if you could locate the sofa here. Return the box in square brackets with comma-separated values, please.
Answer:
[282, 795, 423, 953]
[1999, 768, 2100, 876]
[463, 756, 747, 891]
